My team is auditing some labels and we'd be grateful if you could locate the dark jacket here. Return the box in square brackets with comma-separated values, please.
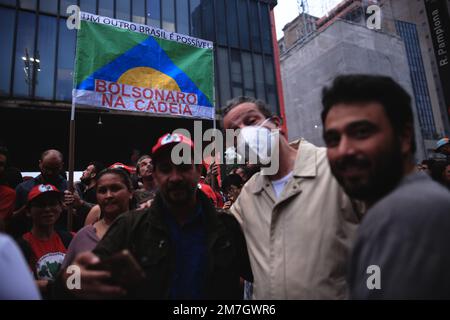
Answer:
[92, 190, 252, 300]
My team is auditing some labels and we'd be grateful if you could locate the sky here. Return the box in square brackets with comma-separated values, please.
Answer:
[274, 0, 344, 40]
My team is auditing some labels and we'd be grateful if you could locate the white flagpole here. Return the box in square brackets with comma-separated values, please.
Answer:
[67, 9, 81, 231]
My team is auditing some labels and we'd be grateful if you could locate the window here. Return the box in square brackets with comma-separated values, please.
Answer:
[80, 0, 97, 14]
[260, 3, 272, 54]
[253, 54, 265, 101]
[202, 0, 214, 41]
[147, 0, 160, 27]
[0, 0, 16, 7]
[237, 0, 250, 50]
[217, 47, 230, 107]
[116, 0, 131, 21]
[56, 19, 76, 101]
[162, 0, 175, 31]
[0, 7, 15, 96]
[132, 0, 145, 24]
[19, 0, 35, 10]
[242, 52, 254, 97]
[231, 49, 243, 97]
[395, 20, 436, 137]
[226, 0, 239, 48]
[39, 0, 57, 14]
[176, 0, 189, 35]
[35, 15, 57, 99]
[249, 1, 261, 52]
[190, 0, 201, 37]
[98, 0, 114, 18]
[264, 55, 277, 113]
[60, 0, 77, 17]
[13, 11, 36, 98]
[215, 0, 227, 46]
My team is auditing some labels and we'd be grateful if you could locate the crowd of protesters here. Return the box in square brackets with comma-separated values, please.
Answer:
[1, 74, 450, 300]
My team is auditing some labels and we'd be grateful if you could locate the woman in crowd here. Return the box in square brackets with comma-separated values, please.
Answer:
[61, 168, 134, 269]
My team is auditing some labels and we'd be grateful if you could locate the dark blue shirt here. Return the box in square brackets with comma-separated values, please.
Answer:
[15, 174, 68, 209]
[164, 205, 207, 300]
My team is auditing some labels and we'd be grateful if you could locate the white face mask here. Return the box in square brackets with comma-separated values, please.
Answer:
[237, 118, 280, 165]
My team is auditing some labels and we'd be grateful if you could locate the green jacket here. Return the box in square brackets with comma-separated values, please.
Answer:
[93, 191, 253, 300]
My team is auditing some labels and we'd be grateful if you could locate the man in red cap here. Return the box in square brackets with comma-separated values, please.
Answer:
[57, 133, 252, 300]
[17, 184, 74, 298]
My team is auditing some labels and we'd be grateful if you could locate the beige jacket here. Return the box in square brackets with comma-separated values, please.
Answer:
[230, 139, 362, 299]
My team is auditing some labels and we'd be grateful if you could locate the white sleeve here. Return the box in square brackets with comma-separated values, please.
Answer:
[229, 193, 244, 226]
[0, 234, 41, 300]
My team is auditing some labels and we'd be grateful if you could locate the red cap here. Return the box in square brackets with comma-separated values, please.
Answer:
[152, 133, 194, 158]
[27, 184, 61, 203]
[109, 162, 136, 174]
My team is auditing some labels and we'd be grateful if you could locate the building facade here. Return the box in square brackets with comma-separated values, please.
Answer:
[0, 0, 281, 170]
[384, 0, 450, 154]
[280, 18, 425, 160]
[279, 0, 449, 159]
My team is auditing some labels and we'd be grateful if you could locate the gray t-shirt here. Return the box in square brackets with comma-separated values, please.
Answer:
[61, 225, 100, 270]
[349, 172, 450, 299]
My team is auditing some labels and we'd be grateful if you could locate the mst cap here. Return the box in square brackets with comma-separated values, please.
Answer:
[151, 133, 194, 159]
[436, 137, 450, 151]
[27, 184, 61, 203]
[109, 162, 136, 174]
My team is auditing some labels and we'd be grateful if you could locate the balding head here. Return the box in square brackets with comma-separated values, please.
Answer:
[41, 149, 63, 162]
[39, 149, 64, 183]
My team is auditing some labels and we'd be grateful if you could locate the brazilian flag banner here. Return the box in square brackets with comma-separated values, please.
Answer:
[73, 12, 215, 120]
